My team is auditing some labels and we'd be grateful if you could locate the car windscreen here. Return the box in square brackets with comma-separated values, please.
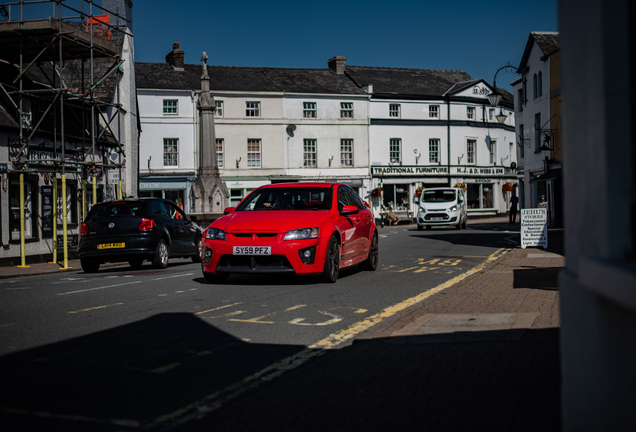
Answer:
[236, 187, 333, 211]
[86, 202, 147, 220]
[422, 190, 457, 203]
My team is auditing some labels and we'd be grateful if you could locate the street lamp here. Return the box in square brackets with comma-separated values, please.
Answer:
[488, 62, 518, 124]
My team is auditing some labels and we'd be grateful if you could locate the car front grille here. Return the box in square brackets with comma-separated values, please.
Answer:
[230, 233, 278, 238]
[216, 255, 294, 273]
[424, 213, 450, 220]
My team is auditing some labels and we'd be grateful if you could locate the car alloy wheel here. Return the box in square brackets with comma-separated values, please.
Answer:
[192, 237, 202, 263]
[362, 232, 378, 271]
[322, 236, 340, 283]
[152, 239, 170, 269]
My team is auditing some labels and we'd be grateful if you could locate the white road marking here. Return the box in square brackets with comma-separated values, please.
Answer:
[289, 311, 342, 326]
[56, 281, 142, 296]
[152, 273, 194, 281]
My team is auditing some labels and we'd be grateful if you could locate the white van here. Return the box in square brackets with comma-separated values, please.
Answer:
[416, 187, 468, 231]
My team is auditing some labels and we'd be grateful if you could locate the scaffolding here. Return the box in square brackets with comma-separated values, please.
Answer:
[0, 0, 133, 266]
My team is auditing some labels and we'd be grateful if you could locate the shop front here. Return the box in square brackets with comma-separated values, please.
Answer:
[139, 176, 193, 210]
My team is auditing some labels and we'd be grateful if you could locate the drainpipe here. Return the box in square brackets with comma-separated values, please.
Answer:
[447, 96, 451, 187]
[191, 90, 197, 210]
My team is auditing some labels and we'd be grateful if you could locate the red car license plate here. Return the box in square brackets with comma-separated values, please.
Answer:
[233, 246, 271, 255]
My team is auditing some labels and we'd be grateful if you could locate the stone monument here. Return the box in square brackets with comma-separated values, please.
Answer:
[191, 52, 229, 224]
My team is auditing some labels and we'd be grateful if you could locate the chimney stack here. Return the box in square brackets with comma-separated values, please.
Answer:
[328, 56, 346, 74]
[166, 42, 185, 70]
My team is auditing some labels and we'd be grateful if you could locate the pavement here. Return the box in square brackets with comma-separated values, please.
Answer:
[1, 218, 564, 431]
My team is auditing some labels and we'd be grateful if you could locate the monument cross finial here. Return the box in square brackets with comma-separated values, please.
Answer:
[201, 52, 209, 77]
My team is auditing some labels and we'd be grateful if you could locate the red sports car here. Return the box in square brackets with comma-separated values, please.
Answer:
[200, 183, 378, 283]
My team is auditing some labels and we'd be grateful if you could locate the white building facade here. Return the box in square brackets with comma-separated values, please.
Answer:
[344, 66, 517, 220]
[512, 32, 562, 227]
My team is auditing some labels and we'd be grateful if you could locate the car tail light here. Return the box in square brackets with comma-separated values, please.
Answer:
[138, 218, 154, 232]
[80, 223, 89, 236]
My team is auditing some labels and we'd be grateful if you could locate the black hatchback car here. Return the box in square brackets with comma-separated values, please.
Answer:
[78, 198, 202, 273]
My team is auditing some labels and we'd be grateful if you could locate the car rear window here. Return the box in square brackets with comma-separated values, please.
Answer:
[86, 202, 146, 220]
[236, 187, 333, 211]
[422, 190, 456, 203]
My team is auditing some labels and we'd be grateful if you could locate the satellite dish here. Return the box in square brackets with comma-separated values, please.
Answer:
[510, 161, 517, 170]
[286, 124, 296, 137]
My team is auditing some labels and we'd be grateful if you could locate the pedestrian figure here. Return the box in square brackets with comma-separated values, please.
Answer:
[386, 208, 401, 225]
[509, 193, 519, 224]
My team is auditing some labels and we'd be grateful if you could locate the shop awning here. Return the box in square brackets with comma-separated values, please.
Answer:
[530, 169, 562, 183]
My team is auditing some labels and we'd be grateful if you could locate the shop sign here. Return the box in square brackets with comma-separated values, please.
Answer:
[57, 234, 79, 248]
[140, 181, 186, 190]
[372, 166, 448, 177]
[453, 167, 506, 176]
[521, 208, 548, 249]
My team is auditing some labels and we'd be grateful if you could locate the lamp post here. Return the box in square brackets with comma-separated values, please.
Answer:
[379, 171, 384, 228]
[488, 63, 518, 124]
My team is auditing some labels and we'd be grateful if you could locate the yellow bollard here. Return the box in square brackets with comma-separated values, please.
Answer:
[61, 174, 71, 269]
[82, 179, 86, 221]
[51, 177, 57, 264]
[17, 173, 29, 268]
[93, 177, 97, 205]
[119, 180, 123, 199]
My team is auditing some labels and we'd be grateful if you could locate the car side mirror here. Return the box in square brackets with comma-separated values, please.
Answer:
[223, 207, 235, 215]
[364, 201, 371, 209]
[341, 205, 359, 215]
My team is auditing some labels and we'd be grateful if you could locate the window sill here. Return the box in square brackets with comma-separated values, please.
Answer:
[9, 237, 40, 245]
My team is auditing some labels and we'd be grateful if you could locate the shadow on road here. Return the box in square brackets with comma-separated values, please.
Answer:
[0, 312, 561, 432]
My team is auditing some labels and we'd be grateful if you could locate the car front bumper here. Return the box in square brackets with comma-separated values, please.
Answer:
[201, 236, 328, 276]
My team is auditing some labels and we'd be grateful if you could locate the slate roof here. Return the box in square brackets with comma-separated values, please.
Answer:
[519, 32, 560, 71]
[135, 62, 364, 95]
[533, 32, 560, 57]
[344, 65, 473, 97]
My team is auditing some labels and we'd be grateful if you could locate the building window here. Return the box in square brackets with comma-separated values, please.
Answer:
[489, 108, 494, 121]
[163, 138, 178, 166]
[303, 139, 317, 167]
[429, 138, 440, 163]
[247, 139, 261, 167]
[163, 99, 178, 115]
[467, 106, 475, 119]
[216, 138, 224, 168]
[518, 89, 523, 112]
[246, 101, 260, 117]
[389, 104, 400, 118]
[9, 178, 37, 241]
[538, 72, 543, 97]
[340, 102, 353, 118]
[389, 138, 402, 164]
[303, 102, 317, 118]
[533, 74, 538, 99]
[215, 100, 223, 117]
[341, 139, 353, 166]
[57, 183, 78, 225]
[490, 139, 497, 164]
[467, 139, 476, 164]
[466, 183, 494, 209]
[429, 105, 439, 118]
[534, 113, 541, 152]
[519, 124, 525, 158]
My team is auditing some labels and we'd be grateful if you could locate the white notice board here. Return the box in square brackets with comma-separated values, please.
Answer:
[521, 208, 548, 249]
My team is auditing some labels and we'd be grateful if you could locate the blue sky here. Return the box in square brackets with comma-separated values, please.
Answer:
[133, 0, 558, 92]
[6, 0, 558, 92]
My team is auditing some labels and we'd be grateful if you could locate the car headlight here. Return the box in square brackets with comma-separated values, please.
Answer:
[206, 228, 226, 240]
[284, 227, 319, 240]
[449, 205, 458, 212]
[419, 207, 425, 213]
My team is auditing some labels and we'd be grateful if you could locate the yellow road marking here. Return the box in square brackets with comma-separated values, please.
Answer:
[68, 303, 123, 314]
[393, 266, 419, 273]
[150, 362, 181, 374]
[150, 247, 511, 428]
[354, 309, 367, 314]
[194, 303, 243, 315]
[414, 266, 439, 273]
[228, 304, 306, 324]
[289, 311, 342, 326]
[0, 323, 17, 328]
